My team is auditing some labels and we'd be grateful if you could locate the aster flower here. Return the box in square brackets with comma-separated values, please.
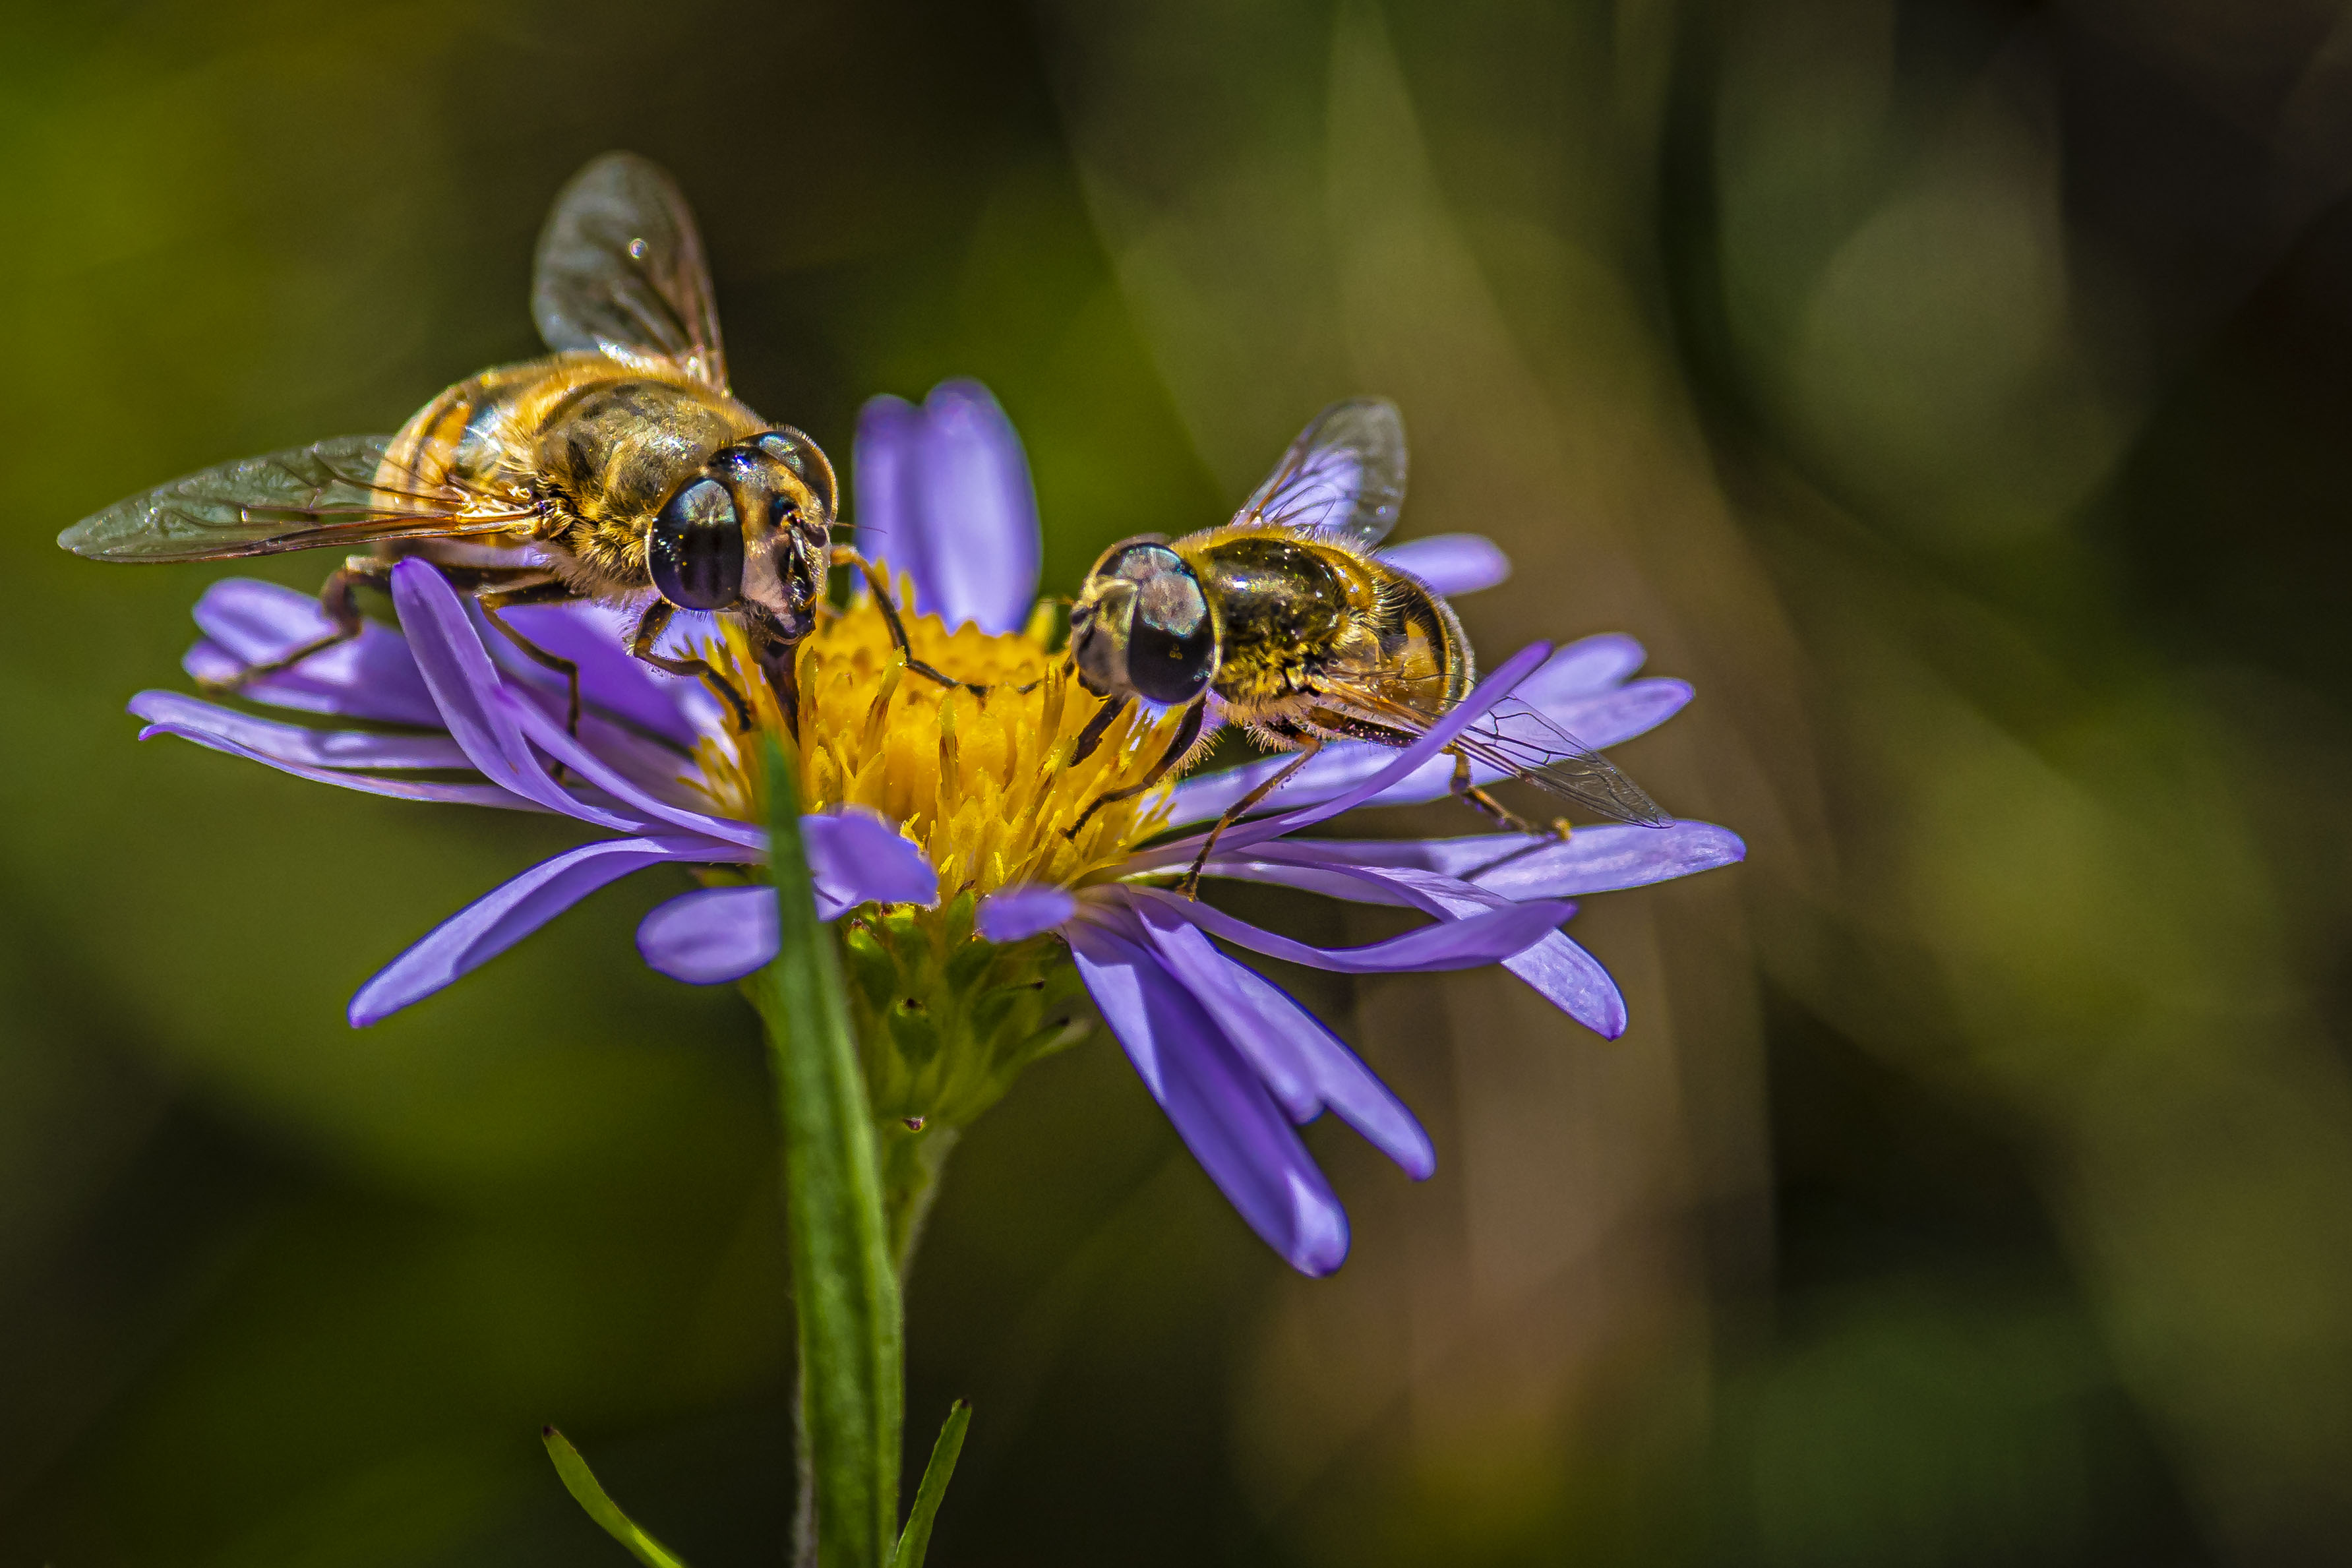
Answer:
[128, 378, 1741, 1275]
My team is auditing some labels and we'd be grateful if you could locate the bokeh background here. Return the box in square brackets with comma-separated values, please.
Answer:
[6, 0, 2352, 1562]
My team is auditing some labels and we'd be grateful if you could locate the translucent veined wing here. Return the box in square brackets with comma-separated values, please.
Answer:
[57, 435, 537, 562]
[1317, 674, 1672, 829]
[1234, 397, 1408, 549]
[531, 151, 728, 392]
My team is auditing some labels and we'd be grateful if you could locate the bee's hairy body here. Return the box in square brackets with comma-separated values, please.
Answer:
[382, 351, 770, 602]
[1175, 526, 1472, 748]
[1059, 394, 1668, 874]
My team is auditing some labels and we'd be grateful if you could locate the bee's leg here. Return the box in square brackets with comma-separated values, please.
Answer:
[475, 580, 586, 739]
[628, 600, 753, 733]
[828, 546, 978, 694]
[1066, 699, 1205, 839]
[206, 555, 393, 689]
[1067, 694, 1130, 768]
[1177, 735, 1323, 899]
[1445, 748, 1563, 837]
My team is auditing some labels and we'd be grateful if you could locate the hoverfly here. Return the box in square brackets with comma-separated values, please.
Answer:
[1064, 397, 1670, 886]
[59, 152, 900, 731]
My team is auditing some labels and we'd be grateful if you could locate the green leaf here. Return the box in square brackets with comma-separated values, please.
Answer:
[890, 1401, 972, 1568]
[541, 1426, 692, 1568]
[750, 739, 903, 1568]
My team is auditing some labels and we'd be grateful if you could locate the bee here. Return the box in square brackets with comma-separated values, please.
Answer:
[1064, 397, 1669, 887]
[58, 152, 920, 731]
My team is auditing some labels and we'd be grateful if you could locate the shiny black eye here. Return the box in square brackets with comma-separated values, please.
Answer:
[1123, 562, 1214, 704]
[650, 477, 744, 610]
[756, 428, 837, 524]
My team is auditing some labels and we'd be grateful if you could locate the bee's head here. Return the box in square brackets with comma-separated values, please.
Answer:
[1068, 537, 1217, 706]
[649, 427, 837, 640]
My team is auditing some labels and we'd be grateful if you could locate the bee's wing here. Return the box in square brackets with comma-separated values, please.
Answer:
[531, 152, 729, 392]
[1235, 397, 1408, 549]
[1323, 676, 1672, 829]
[57, 435, 538, 562]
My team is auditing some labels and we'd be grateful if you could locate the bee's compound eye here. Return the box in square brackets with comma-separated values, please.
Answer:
[651, 477, 744, 611]
[756, 429, 837, 524]
[1124, 566, 1215, 705]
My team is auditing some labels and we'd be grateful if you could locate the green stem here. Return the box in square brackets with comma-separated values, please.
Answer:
[751, 739, 902, 1568]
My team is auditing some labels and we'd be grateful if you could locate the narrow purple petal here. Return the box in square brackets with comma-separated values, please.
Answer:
[1066, 919, 1350, 1275]
[129, 690, 472, 771]
[1242, 822, 1745, 897]
[1472, 820, 1744, 896]
[638, 885, 775, 983]
[1508, 678, 1692, 752]
[1501, 929, 1628, 1039]
[855, 380, 1041, 635]
[802, 809, 939, 909]
[1374, 533, 1510, 596]
[494, 686, 760, 850]
[187, 580, 440, 726]
[915, 381, 1040, 634]
[1131, 899, 1433, 1178]
[1519, 634, 1648, 704]
[192, 576, 346, 654]
[1226, 855, 1628, 1037]
[853, 394, 937, 605]
[388, 560, 646, 832]
[136, 713, 544, 812]
[351, 835, 729, 1025]
[477, 599, 711, 748]
[977, 884, 1077, 942]
[1122, 885, 1570, 973]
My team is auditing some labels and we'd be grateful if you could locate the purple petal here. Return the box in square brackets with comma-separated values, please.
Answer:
[1473, 820, 1743, 896]
[129, 690, 472, 771]
[1224, 855, 1628, 1037]
[1500, 930, 1628, 1039]
[136, 709, 542, 812]
[351, 834, 732, 1025]
[1121, 886, 1571, 973]
[1519, 634, 1648, 704]
[1375, 533, 1510, 596]
[1066, 919, 1350, 1275]
[477, 599, 711, 748]
[638, 885, 775, 983]
[187, 579, 440, 726]
[977, 884, 1077, 942]
[803, 809, 939, 909]
[853, 396, 937, 605]
[1243, 822, 1745, 897]
[854, 379, 1040, 635]
[493, 685, 761, 850]
[388, 561, 647, 832]
[1130, 898, 1433, 1178]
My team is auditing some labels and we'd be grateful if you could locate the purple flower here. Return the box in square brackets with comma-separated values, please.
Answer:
[128, 378, 1743, 1277]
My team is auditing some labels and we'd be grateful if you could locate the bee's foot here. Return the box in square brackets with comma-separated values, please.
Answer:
[1548, 816, 1573, 840]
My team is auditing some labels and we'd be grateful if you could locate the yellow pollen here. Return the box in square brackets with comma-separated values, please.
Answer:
[690, 588, 1189, 899]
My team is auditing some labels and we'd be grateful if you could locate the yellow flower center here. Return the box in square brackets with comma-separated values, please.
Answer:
[691, 587, 1188, 896]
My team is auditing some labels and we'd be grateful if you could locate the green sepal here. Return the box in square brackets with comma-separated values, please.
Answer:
[889, 1401, 973, 1568]
[541, 1426, 691, 1568]
[749, 738, 902, 1567]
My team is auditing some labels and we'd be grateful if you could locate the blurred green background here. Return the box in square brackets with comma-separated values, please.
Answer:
[7, 0, 2352, 1562]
